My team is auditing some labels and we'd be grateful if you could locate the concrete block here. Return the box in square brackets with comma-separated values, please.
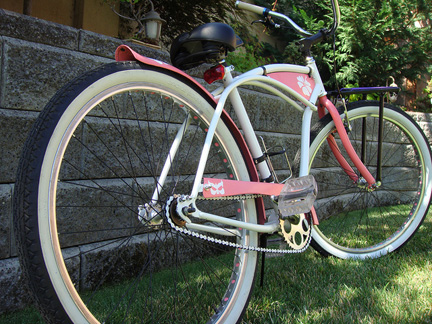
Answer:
[406, 112, 432, 145]
[79, 235, 150, 290]
[0, 9, 79, 51]
[0, 109, 39, 183]
[0, 36, 3, 104]
[55, 178, 137, 248]
[234, 88, 306, 135]
[0, 257, 32, 314]
[78, 29, 123, 59]
[0, 184, 12, 259]
[1, 37, 112, 111]
[408, 111, 432, 123]
[78, 231, 206, 291]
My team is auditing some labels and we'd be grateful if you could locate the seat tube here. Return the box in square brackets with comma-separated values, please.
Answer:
[299, 107, 313, 177]
[223, 68, 272, 181]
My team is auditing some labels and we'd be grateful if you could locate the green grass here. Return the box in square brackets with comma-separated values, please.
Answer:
[80, 253, 234, 323]
[245, 214, 432, 324]
[1, 215, 431, 324]
[317, 204, 413, 249]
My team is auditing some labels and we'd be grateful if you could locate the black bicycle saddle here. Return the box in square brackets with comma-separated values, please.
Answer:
[170, 22, 243, 70]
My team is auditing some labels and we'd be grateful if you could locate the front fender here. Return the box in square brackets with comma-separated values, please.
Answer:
[115, 45, 266, 224]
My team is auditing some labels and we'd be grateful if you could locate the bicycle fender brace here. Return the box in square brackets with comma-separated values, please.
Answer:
[115, 45, 267, 224]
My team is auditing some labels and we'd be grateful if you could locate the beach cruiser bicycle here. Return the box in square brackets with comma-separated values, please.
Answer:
[13, 0, 432, 323]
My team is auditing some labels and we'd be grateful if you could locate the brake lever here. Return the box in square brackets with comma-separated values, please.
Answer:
[251, 19, 281, 29]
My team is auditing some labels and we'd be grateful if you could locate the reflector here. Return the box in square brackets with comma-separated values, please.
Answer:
[204, 64, 225, 84]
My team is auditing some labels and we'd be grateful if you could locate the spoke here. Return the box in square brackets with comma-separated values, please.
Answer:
[311, 105, 427, 255]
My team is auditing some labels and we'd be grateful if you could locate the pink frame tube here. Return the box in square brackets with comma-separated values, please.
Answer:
[318, 96, 376, 186]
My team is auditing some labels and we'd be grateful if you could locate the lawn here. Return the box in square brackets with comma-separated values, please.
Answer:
[1, 215, 431, 324]
[244, 214, 432, 323]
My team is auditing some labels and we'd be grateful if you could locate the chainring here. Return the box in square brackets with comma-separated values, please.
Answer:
[279, 213, 312, 250]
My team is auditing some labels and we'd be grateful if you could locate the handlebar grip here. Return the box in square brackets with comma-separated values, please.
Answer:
[235, 1, 267, 16]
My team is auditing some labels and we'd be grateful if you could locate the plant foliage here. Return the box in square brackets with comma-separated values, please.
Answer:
[103, 0, 238, 46]
[105, 0, 432, 111]
[256, 0, 432, 110]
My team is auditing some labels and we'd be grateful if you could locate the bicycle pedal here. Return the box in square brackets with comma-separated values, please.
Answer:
[278, 175, 317, 218]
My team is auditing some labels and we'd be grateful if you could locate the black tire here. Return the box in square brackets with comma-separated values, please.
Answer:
[14, 61, 258, 323]
[308, 101, 432, 259]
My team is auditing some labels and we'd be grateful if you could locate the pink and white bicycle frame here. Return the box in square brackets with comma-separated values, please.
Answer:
[199, 58, 375, 189]
[116, 45, 376, 233]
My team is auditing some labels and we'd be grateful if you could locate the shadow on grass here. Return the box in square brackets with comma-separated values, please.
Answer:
[245, 215, 432, 324]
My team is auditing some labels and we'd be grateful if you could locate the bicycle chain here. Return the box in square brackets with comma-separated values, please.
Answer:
[165, 195, 312, 254]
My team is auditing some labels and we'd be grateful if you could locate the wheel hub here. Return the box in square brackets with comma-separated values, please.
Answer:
[356, 177, 381, 192]
[167, 196, 187, 227]
[138, 203, 163, 225]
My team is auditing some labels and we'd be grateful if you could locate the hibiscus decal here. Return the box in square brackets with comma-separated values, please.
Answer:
[207, 179, 225, 195]
[297, 76, 313, 97]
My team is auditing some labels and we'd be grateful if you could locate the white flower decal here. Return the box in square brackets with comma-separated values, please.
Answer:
[297, 76, 312, 97]
[207, 179, 225, 195]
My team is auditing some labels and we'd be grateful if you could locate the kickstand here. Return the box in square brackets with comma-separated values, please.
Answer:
[259, 234, 268, 288]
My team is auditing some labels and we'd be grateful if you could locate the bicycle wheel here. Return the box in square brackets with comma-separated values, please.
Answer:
[14, 61, 258, 323]
[308, 101, 432, 259]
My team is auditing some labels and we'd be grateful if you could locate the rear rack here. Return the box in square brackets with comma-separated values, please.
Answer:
[327, 86, 400, 98]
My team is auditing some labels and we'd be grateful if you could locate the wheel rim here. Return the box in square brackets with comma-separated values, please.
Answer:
[310, 105, 431, 257]
[38, 72, 257, 323]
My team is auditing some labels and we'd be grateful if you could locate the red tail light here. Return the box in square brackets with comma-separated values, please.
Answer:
[204, 65, 225, 84]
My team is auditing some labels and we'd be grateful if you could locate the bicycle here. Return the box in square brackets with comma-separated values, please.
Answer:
[13, 0, 432, 323]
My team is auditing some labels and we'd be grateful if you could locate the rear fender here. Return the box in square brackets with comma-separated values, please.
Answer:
[115, 45, 266, 224]
[116, 45, 215, 100]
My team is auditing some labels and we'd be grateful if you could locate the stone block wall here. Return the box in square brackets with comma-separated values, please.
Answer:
[1, 8, 431, 314]
[0, 8, 172, 313]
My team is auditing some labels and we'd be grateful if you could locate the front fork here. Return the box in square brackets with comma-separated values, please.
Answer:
[318, 96, 377, 188]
